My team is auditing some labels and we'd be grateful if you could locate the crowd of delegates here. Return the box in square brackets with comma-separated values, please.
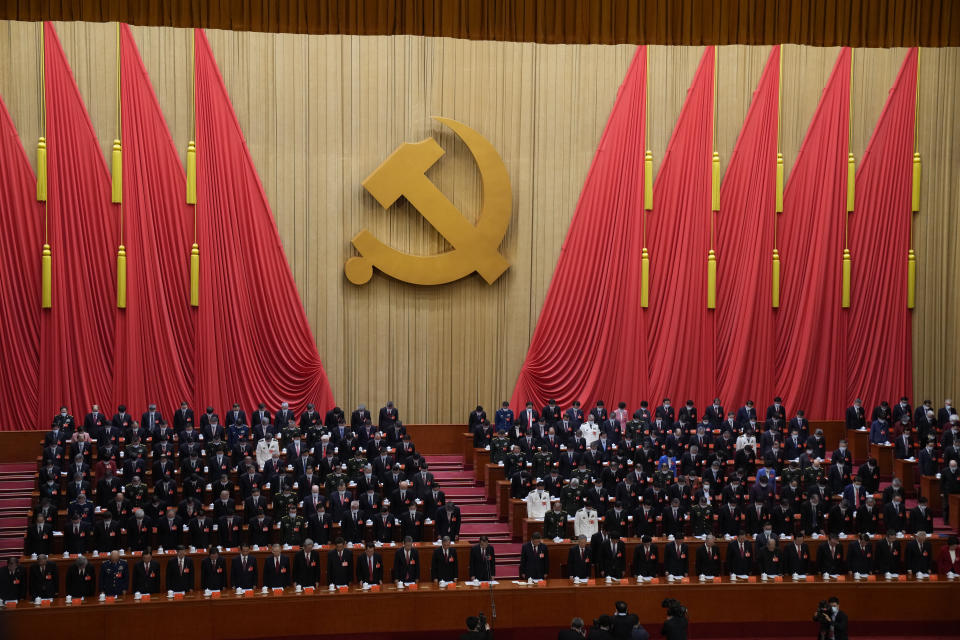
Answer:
[472, 397, 960, 581]
[3, 400, 504, 602]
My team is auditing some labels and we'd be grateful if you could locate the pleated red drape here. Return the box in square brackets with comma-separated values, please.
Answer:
[193, 29, 335, 416]
[775, 48, 851, 418]
[114, 23, 196, 414]
[510, 47, 648, 410]
[0, 95, 43, 428]
[845, 49, 916, 409]
[646, 47, 716, 409]
[715, 46, 780, 407]
[38, 21, 117, 423]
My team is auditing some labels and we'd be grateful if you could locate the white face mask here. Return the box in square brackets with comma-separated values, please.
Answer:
[831, 606, 839, 614]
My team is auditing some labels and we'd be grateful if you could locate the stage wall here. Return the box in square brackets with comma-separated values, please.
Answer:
[0, 21, 958, 424]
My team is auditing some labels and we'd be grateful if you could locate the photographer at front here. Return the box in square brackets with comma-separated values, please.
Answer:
[660, 599, 688, 640]
[813, 597, 847, 640]
[460, 613, 493, 640]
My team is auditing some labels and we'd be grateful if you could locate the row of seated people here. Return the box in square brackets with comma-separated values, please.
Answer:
[3, 535, 493, 602]
[524, 475, 938, 540]
[543, 529, 958, 582]
[24, 493, 463, 556]
[478, 397, 958, 442]
[9, 530, 959, 605]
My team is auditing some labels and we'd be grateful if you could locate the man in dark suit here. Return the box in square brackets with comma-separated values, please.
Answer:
[293, 539, 321, 589]
[431, 536, 459, 583]
[725, 532, 753, 577]
[141, 404, 163, 434]
[663, 538, 689, 579]
[392, 536, 420, 584]
[65, 555, 96, 598]
[566, 535, 593, 580]
[327, 537, 353, 587]
[558, 619, 589, 640]
[262, 544, 291, 589]
[519, 532, 549, 580]
[231, 543, 258, 589]
[845, 399, 866, 430]
[469, 536, 496, 581]
[611, 601, 643, 640]
[824, 597, 848, 640]
[631, 536, 658, 579]
[378, 401, 400, 429]
[166, 546, 194, 592]
[598, 532, 627, 580]
[816, 534, 845, 576]
[131, 549, 161, 594]
[201, 548, 228, 591]
[783, 538, 811, 576]
[28, 554, 59, 599]
[904, 530, 933, 576]
[157, 507, 184, 551]
[357, 541, 385, 585]
[938, 400, 957, 427]
[24, 513, 54, 556]
[351, 404, 372, 429]
[695, 535, 722, 577]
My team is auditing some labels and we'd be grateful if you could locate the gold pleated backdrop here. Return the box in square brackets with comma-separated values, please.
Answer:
[1, 21, 958, 422]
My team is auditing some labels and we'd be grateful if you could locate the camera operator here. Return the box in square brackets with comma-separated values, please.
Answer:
[660, 599, 688, 640]
[460, 613, 493, 640]
[813, 597, 847, 640]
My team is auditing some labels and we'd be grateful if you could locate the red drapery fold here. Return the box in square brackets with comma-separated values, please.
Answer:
[646, 46, 716, 409]
[715, 46, 780, 408]
[115, 23, 196, 414]
[510, 47, 648, 410]
[775, 48, 851, 419]
[193, 28, 335, 416]
[845, 49, 916, 409]
[0, 95, 43, 428]
[38, 21, 116, 424]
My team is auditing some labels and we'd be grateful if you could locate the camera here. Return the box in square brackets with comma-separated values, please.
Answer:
[661, 598, 688, 619]
[813, 601, 832, 624]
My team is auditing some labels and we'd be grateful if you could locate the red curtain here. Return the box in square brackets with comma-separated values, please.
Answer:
[775, 48, 851, 418]
[0, 95, 43, 428]
[38, 21, 117, 425]
[646, 47, 716, 409]
[193, 29, 335, 416]
[715, 46, 780, 407]
[510, 47, 648, 410]
[114, 23, 196, 415]
[845, 49, 916, 408]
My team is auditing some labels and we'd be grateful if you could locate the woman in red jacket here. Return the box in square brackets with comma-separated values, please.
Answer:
[936, 535, 960, 576]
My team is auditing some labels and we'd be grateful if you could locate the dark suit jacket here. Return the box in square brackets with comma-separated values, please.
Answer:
[519, 542, 549, 579]
[469, 544, 496, 580]
[356, 552, 384, 584]
[65, 565, 97, 597]
[327, 549, 353, 586]
[131, 560, 161, 593]
[598, 540, 627, 579]
[816, 542, 845, 574]
[29, 562, 59, 598]
[262, 555, 291, 588]
[166, 557, 195, 592]
[392, 547, 421, 582]
[725, 541, 754, 575]
[201, 556, 228, 590]
[292, 550, 321, 586]
[230, 555, 258, 589]
[663, 542, 689, 576]
[566, 545, 593, 579]
[431, 547, 459, 581]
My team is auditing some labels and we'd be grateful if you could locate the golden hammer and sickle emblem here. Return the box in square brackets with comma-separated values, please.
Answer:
[345, 117, 512, 286]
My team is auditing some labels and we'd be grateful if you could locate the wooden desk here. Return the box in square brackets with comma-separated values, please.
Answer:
[892, 458, 918, 497]
[473, 449, 490, 484]
[870, 443, 895, 477]
[3, 577, 957, 640]
[509, 499, 526, 539]
[461, 434, 474, 468]
[484, 464, 505, 502]
[848, 429, 869, 463]
[816, 421, 846, 454]
[496, 481, 511, 521]
[919, 476, 942, 514]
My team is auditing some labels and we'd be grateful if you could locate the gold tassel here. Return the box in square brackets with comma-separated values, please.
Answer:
[643, 150, 653, 211]
[111, 139, 122, 203]
[842, 249, 851, 308]
[912, 152, 921, 212]
[116, 245, 126, 308]
[707, 249, 716, 309]
[775, 152, 784, 213]
[190, 242, 199, 307]
[711, 151, 720, 211]
[41, 244, 52, 309]
[36, 137, 47, 202]
[772, 249, 780, 308]
[846, 153, 855, 212]
[907, 249, 916, 309]
[186, 141, 197, 204]
[640, 247, 650, 308]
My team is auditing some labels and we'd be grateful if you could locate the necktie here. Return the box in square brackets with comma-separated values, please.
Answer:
[370, 557, 374, 575]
